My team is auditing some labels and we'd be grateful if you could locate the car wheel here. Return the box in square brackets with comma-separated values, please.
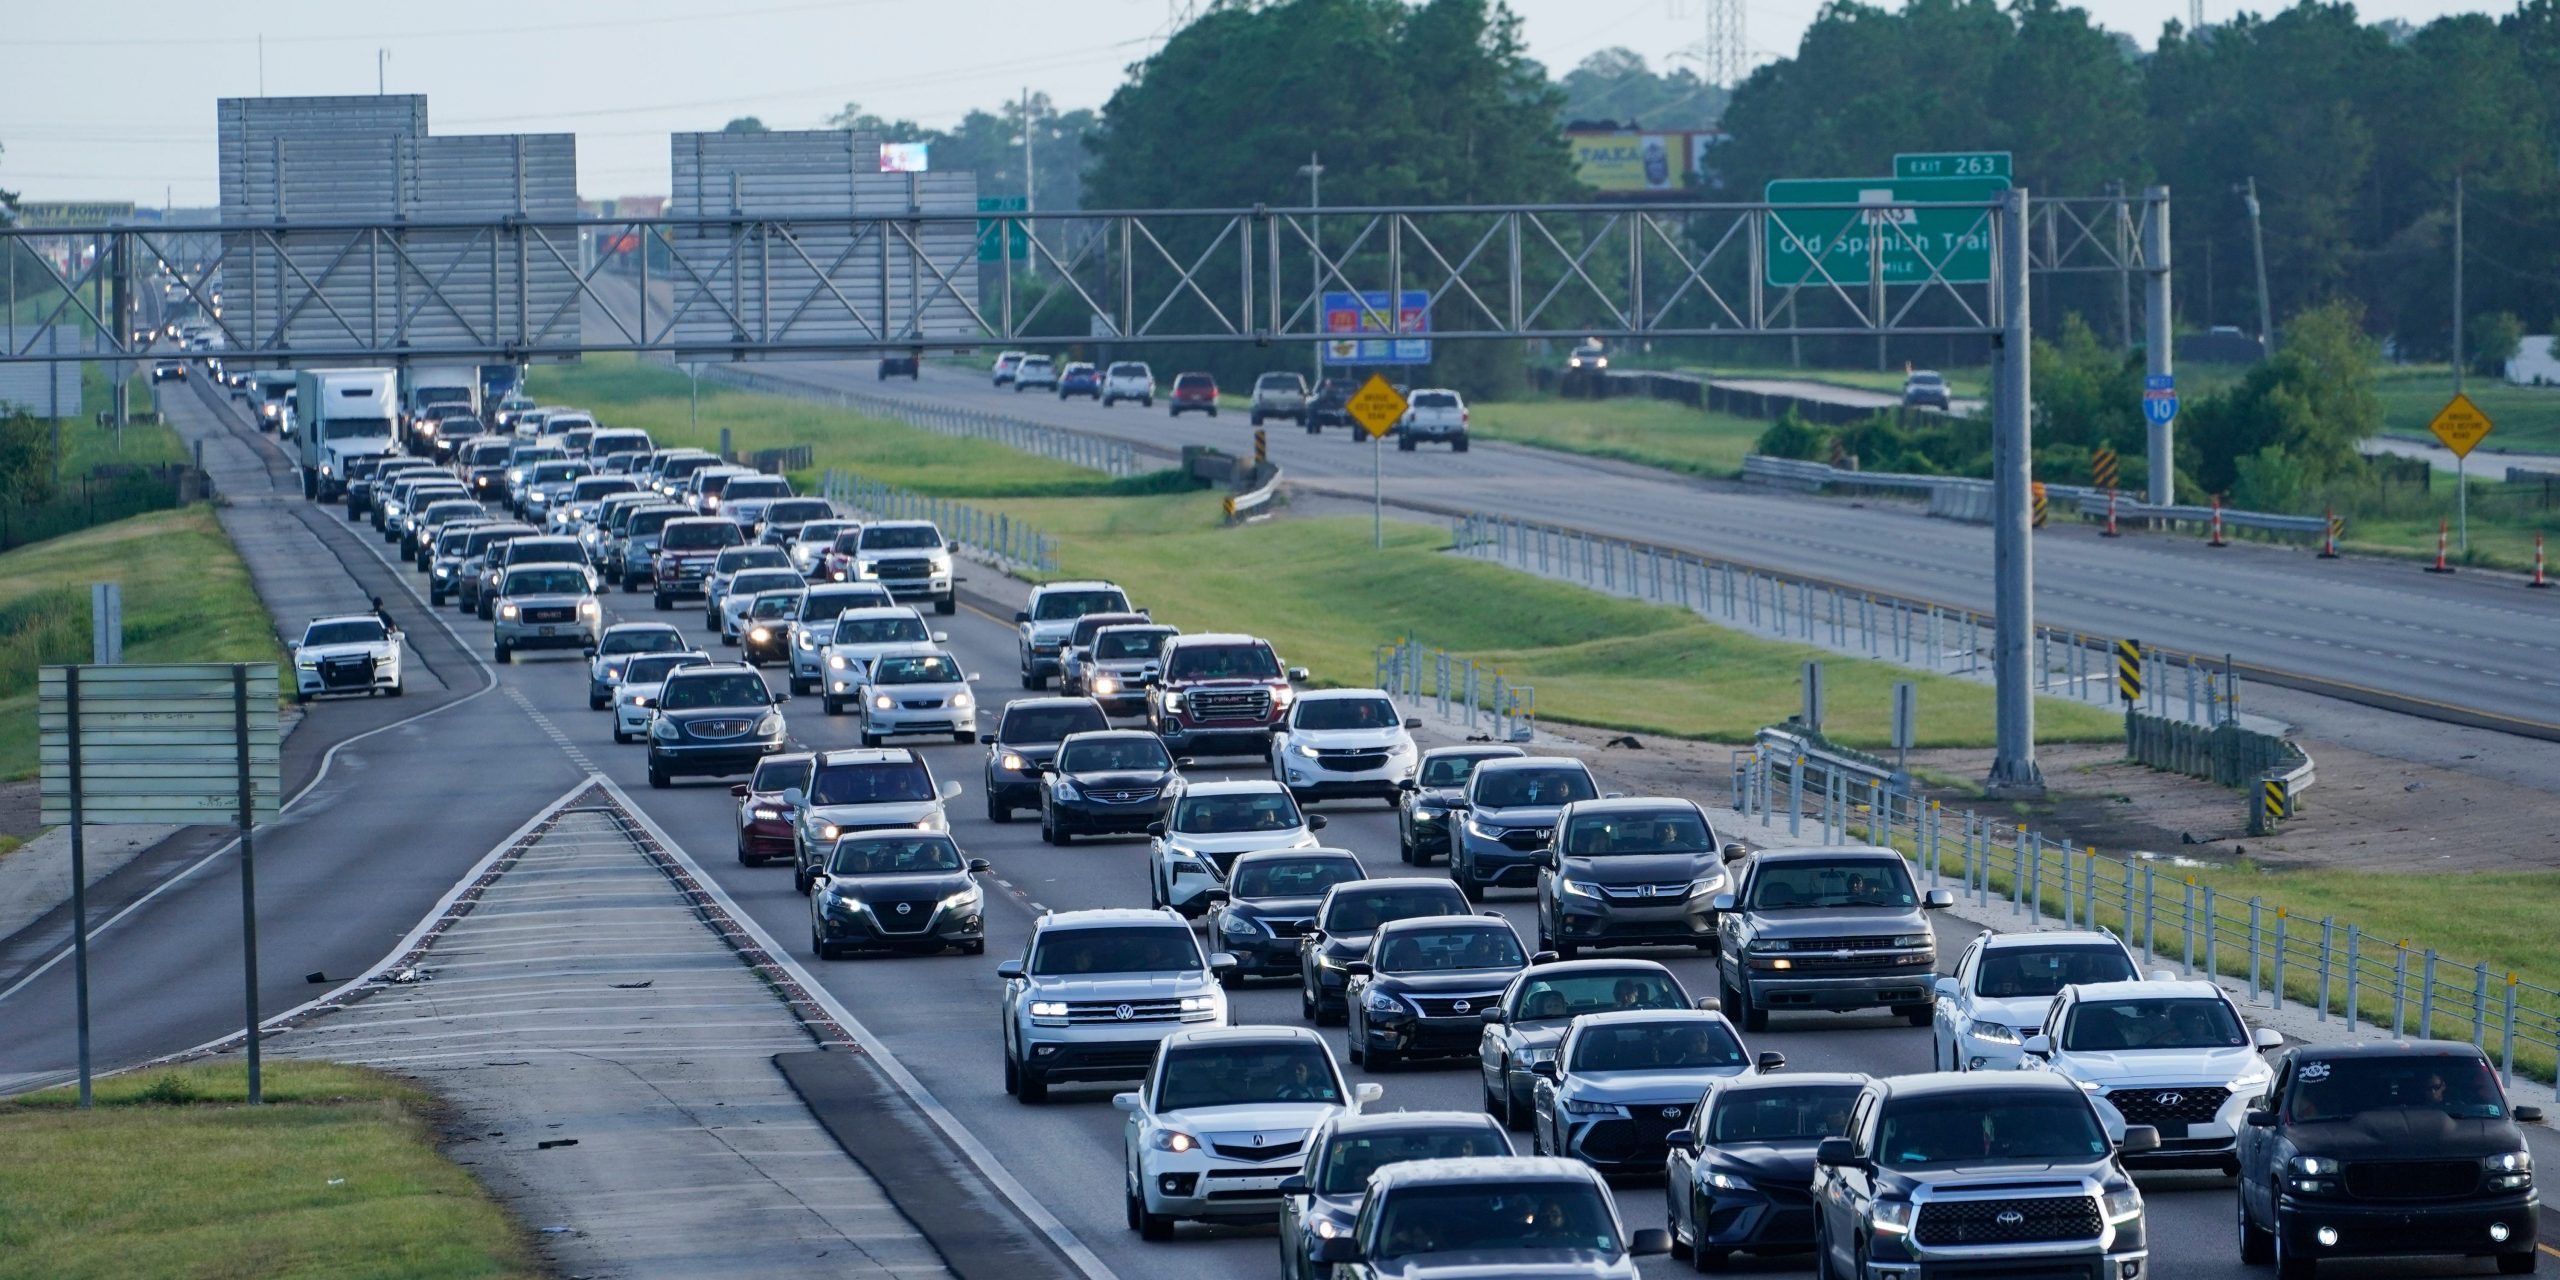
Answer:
[1453, 437, 1469, 453]
[935, 595, 956, 616]
[790, 676, 814, 696]
[613, 729, 632, 744]
[293, 690, 311, 705]
[652, 593, 670, 611]
[647, 766, 670, 790]
[859, 731, 882, 748]
[1397, 832, 1414, 864]
[493, 643, 510, 664]
[2238, 1186, 2274, 1264]
[590, 693, 609, 711]
[1367, 1044, 1397, 1072]
[1250, 412, 1263, 426]
[2496, 1251, 2537, 1275]
[1455, 861, 1485, 903]
[2274, 1220, 2316, 1280]
[1131, 1186, 1173, 1241]
[1398, 436, 1416, 452]
[1898, 1002, 1934, 1028]
[1017, 1065, 1047, 1104]
[1003, 1050, 1020, 1095]
[1207, 409, 1218, 418]
[1503, 1082, 1531, 1133]
[954, 731, 976, 744]
[1726, 973, 1767, 1033]
[811, 926, 836, 961]
[793, 864, 812, 895]
[430, 590, 446, 606]
[1300, 977, 1319, 1022]
[986, 794, 1011, 824]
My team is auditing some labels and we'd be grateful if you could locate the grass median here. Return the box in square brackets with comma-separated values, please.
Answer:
[0, 506, 283, 781]
[1466, 395, 1769, 478]
[0, 1062, 539, 1280]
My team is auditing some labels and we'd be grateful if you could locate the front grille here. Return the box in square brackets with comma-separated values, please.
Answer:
[1206, 1134, 1304, 1163]
[318, 656, 375, 691]
[1187, 688, 1272, 722]
[1063, 999, 1185, 1024]
[1317, 749, 1389, 773]
[1263, 917, 1313, 939]
[1495, 827, 1553, 852]
[1913, 1196, 2101, 1247]
[1598, 882, 1693, 902]
[1085, 787, 1160, 805]
[686, 718, 755, 739]
[872, 559, 932, 580]
[899, 697, 945, 710]
[1411, 994, 1500, 1019]
[1776, 935, 1903, 952]
[1578, 1111, 1691, 1163]
[2345, 1160, 2480, 1200]
[521, 606, 575, 624]
[870, 899, 939, 934]
[2104, 1085, 2230, 1129]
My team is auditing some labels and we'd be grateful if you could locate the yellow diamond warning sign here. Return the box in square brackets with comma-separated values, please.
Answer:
[2428, 393, 2494, 459]
[1346, 373, 1408, 440]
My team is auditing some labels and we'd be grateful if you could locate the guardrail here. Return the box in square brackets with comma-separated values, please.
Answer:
[1448, 509, 2249, 727]
[1373, 638, 1535, 742]
[694, 363, 1149, 478]
[1741, 454, 2329, 539]
[1727, 747, 2551, 1085]
[818, 468, 1058, 574]
[1224, 465, 1284, 523]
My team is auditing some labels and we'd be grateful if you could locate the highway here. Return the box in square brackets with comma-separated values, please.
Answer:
[743, 355, 2560, 739]
[7, 377, 2546, 1279]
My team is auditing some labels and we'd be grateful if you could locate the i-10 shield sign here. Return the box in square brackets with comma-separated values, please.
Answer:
[2143, 374, 2178, 426]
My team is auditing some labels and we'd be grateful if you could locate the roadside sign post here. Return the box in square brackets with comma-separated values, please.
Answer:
[91, 583, 122, 665]
[2428, 393, 2493, 555]
[1801, 660, 1825, 736]
[1891, 680, 1916, 778]
[1345, 374, 1408, 550]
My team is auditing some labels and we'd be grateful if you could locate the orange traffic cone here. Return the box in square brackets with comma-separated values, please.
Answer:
[2426, 519, 2454, 573]
[2317, 509, 2340, 559]
[2206, 495, 2228, 547]
[2533, 533, 2551, 589]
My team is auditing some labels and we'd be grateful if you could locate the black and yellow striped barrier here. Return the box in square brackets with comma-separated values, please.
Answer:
[2115, 638, 2142, 704]
[2031, 481, 2049, 529]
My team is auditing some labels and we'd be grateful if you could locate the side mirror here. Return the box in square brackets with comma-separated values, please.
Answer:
[1932, 977, 1959, 1000]
[1397, 778, 1419, 792]
[932, 631, 949, 643]
[1013, 611, 1029, 624]
[1530, 1060, 1558, 1080]
[2021, 1034, 2052, 1057]
[1722, 842, 1749, 863]
[995, 960, 1024, 980]
[1710, 893, 1738, 912]
[1665, 1129, 1698, 1154]
[2245, 1109, 2278, 1128]
[1479, 909, 1506, 919]
[781, 786, 805, 809]
[1111, 1092, 1141, 1113]
[2253, 1027, 2284, 1050]
[1308, 1236, 1361, 1266]
[1306, 814, 1328, 830]
[1923, 888, 1956, 909]
[1204, 889, 1231, 905]
[1627, 1228, 1673, 1258]
[1343, 961, 1372, 977]
[1756, 1051, 1787, 1074]
[1532, 850, 1557, 870]
[1480, 1007, 1508, 1025]
[582, 646, 598, 658]
[1208, 953, 1238, 975]
[1171, 756, 1193, 770]
[1287, 666, 1310, 682]
[1403, 717, 1422, 730]
[1277, 1174, 1310, 1196]
[1354, 1082, 1384, 1105]
[2120, 1125, 2162, 1155]
[967, 858, 991, 873]
[1529, 951, 1558, 966]
[1814, 1137, 1860, 1169]
[1444, 799, 1469, 812]
[773, 692, 792, 703]
[2516, 1105, 2545, 1124]
[1693, 996, 1722, 1013]
[939, 779, 963, 802]
[730, 783, 751, 798]
[1145, 821, 1167, 838]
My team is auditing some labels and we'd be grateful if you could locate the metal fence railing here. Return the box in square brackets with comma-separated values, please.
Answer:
[697, 364, 1148, 478]
[1373, 638, 1536, 743]
[819, 469, 1058, 575]
[1739, 455, 2330, 539]
[1726, 747, 2559, 1086]
[1448, 510, 2248, 727]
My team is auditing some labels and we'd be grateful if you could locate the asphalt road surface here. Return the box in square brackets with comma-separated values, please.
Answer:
[754, 356, 2560, 739]
[10, 380, 2552, 1278]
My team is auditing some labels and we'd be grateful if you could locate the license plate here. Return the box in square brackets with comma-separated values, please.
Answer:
[540, 626, 558, 636]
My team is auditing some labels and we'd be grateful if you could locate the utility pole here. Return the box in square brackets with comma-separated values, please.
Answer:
[377, 49, 387, 95]
[1020, 87, 1037, 280]
[1988, 186, 2043, 798]
[258, 34, 266, 96]
[1300, 153, 1324, 387]
[2453, 172, 2468, 554]
[2144, 186, 2175, 507]
[2244, 177, 2273, 354]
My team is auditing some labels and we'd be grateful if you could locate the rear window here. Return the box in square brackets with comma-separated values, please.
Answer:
[765, 500, 834, 525]
[714, 547, 792, 572]
[1002, 703, 1111, 742]
[1108, 363, 1150, 377]
[506, 541, 585, 565]
[832, 614, 929, 646]
[625, 654, 706, 684]
[801, 589, 892, 622]
[1175, 374, 1215, 390]
[1411, 391, 1460, 409]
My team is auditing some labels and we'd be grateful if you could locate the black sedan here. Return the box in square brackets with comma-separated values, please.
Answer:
[1475, 958, 1700, 1132]
[1036, 729, 1178, 843]
[1665, 1071, 1869, 1270]
[1204, 848, 1367, 984]
[1344, 914, 1530, 1070]
[1397, 744, 1524, 864]
[806, 832, 990, 958]
[982, 696, 1110, 822]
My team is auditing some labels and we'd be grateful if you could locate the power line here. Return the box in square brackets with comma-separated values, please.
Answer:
[7, 0, 897, 47]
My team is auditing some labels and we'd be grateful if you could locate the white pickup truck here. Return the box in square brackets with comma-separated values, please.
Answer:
[1395, 388, 1470, 453]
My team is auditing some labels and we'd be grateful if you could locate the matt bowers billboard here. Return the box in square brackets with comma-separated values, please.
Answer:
[1566, 130, 1727, 197]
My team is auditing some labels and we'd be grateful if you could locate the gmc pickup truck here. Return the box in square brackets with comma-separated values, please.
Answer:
[1145, 632, 1308, 757]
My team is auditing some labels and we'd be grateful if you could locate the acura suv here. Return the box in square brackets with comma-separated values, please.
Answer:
[1116, 1026, 1378, 1238]
[998, 907, 1234, 1104]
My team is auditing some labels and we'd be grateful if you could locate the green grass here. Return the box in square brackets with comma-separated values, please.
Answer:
[2375, 366, 2560, 454]
[0, 507, 285, 780]
[1467, 395, 1770, 478]
[0, 1062, 541, 1280]
[54, 366, 181, 478]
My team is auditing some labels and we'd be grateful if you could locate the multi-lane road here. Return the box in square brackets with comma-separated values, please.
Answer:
[743, 356, 2560, 741]
[7, 374, 2546, 1278]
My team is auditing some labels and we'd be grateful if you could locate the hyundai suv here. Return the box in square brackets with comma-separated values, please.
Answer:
[1148, 632, 1306, 756]
[1447, 756, 1600, 901]
[1711, 845, 1952, 1033]
[1269, 688, 1420, 806]
[2022, 979, 2283, 1171]
[1116, 1026, 1378, 1237]
[997, 907, 1233, 1104]
[1533, 797, 1745, 959]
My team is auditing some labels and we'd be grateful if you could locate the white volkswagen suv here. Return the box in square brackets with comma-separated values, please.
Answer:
[2020, 977, 2283, 1172]
[1268, 688, 1419, 807]
[1117, 1025, 1379, 1239]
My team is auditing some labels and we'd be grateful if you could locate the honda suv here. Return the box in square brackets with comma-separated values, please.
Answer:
[1532, 797, 1745, 959]
[1147, 632, 1306, 756]
[1711, 845, 1953, 1033]
[1811, 1073, 2151, 1280]
[997, 907, 1234, 1104]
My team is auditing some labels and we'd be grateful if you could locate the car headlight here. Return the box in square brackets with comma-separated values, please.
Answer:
[1412, 807, 1440, 823]
[1271, 684, 1293, 708]
[938, 886, 982, 914]
[578, 600, 599, 617]
[871, 694, 894, 710]
[1051, 778, 1081, 801]
[2101, 1186, 2144, 1224]
[433, 566, 450, 578]
[1149, 1128, 1200, 1154]
[823, 892, 864, 919]
[1559, 1097, 1624, 1118]
[1291, 742, 1320, 759]
[629, 695, 655, 709]
[827, 653, 848, 670]
[2486, 1151, 2533, 1191]
[1703, 1169, 1749, 1192]
[1093, 676, 1118, 695]
[1519, 1047, 1558, 1068]
[604, 666, 624, 680]
[755, 713, 783, 736]
[750, 626, 771, 643]
[1688, 872, 1728, 896]
[1000, 753, 1025, 771]
[1179, 995, 1217, 1015]
[1220, 914, 1261, 938]
[1870, 1199, 1917, 1236]
[951, 691, 973, 710]
[915, 811, 949, 833]
[499, 603, 519, 618]
[651, 719, 681, 741]
[1161, 691, 1183, 714]
[1364, 989, 1405, 1015]
[752, 807, 782, 821]
[796, 632, 815, 650]
[1558, 879, 1604, 900]
[296, 658, 319, 669]
[1463, 816, 1501, 840]
[1028, 1000, 1068, 1018]
[1893, 934, 1930, 948]
[1968, 1020, 2020, 1046]
[817, 823, 840, 840]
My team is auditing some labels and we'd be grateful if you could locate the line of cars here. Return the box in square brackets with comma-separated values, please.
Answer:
[982, 353, 1473, 451]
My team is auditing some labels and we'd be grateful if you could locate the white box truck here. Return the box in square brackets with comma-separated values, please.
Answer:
[297, 368, 400, 501]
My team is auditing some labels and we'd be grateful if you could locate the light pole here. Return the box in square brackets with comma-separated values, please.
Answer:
[2242, 177, 2273, 355]
[1299, 153, 1323, 387]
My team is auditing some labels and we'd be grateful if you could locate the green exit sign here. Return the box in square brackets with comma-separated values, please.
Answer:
[1764, 175, 2011, 286]
[1894, 152, 2012, 180]
[977, 195, 1030, 263]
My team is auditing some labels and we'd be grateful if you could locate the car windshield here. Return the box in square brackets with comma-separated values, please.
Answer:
[862, 526, 942, 550]
[662, 521, 743, 550]
[827, 836, 964, 876]
[872, 654, 961, 684]
[506, 568, 589, 595]
[1378, 925, 1524, 973]
[750, 757, 808, 792]
[1165, 643, 1281, 682]
[572, 479, 633, 500]
[304, 620, 387, 647]
[601, 628, 684, 656]
[625, 654, 705, 684]
[1003, 706, 1111, 744]
[1322, 887, 1459, 934]
[1295, 697, 1398, 731]
[729, 571, 802, 597]
[798, 522, 852, 544]
[1157, 1043, 1341, 1111]
[1108, 363, 1148, 377]
[766, 500, 833, 524]
[1561, 810, 1714, 856]
[2061, 997, 2248, 1052]
[749, 593, 802, 619]
[1030, 926, 1199, 976]
[1709, 1084, 1865, 1143]
[1229, 856, 1363, 900]
[1746, 858, 1917, 910]
[658, 672, 770, 710]
[1058, 737, 1173, 773]
[1976, 945, 2138, 998]
[1317, 1129, 1506, 1195]
[725, 478, 792, 499]
[1909, 373, 1946, 387]
[2287, 1053, 2507, 1122]
[1570, 1019, 1746, 1071]
[1510, 970, 1686, 1022]
[801, 591, 888, 622]
[1374, 1185, 1619, 1259]
[808, 762, 934, 805]
[1876, 1094, 2110, 1167]
[1419, 751, 1512, 788]
[1471, 766, 1596, 810]
[630, 511, 678, 535]
[833, 615, 929, 646]
[1173, 791, 1301, 834]
[716, 548, 791, 572]
[1095, 629, 1171, 659]
[531, 463, 586, 483]
[1033, 589, 1131, 620]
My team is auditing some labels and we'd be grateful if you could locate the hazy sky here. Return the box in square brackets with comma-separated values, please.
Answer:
[0, 0, 2512, 206]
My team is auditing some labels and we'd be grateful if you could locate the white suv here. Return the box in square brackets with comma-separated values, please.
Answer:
[1103, 361, 1155, 407]
[1014, 354, 1060, 392]
[2021, 978, 2283, 1171]
[1117, 1026, 1378, 1239]
[818, 606, 943, 715]
[998, 908, 1235, 1104]
[1148, 779, 1325, 917]
[1930, 928, 2144, 1073]
[1269, 688, 1419, 807]
[857, 646, 979, 746]
[1396, 388, 1469, 452]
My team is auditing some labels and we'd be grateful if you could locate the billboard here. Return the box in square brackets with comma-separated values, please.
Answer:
[879, 142, 930, 173]
[12, 202, 139, 228]
[1568, 130, 1728, 197]
[1323, 290, 1430, 366]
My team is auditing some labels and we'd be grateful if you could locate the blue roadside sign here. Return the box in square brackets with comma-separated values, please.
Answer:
[2143, 374, 2179, 426]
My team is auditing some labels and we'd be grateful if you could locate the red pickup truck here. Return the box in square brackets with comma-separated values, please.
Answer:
[652, 516, 743, 611]
[1145, 632, 1306, 756]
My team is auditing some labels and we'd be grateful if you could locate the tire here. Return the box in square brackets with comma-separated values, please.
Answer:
[1251, 412, 1263, 426]
[1900, 1002, 1935, 1028]
[935, 595, 956, 616]
[986, 794, 1012, 824]
[590, 693, 609, 711]
[1397, 831, 1415, 864]
[613, 729, 632, 744]
[1398, 436, 1417, 452]
[2238, 1188, 2274, 1265]
[293, 690, 310, 706]
[1305, 422, 1320, 435]
[811, 927, 837, 961]
[1018, 1065, 1048, 1104]
[860, 731, 882, 748]
[1727, 973, 1768, 1033]
[1453, 437, 1469, 453]
[1132, 1187, 1173, 1241]
[1455, 861, 1485, 903]
[1300, 977, 1320, 1023]
[2497, 1251, 2537, 1275]
[652, 593, 670, 611]
[1142, 397, 1152, 408]
[493, 642, 510, 664]
[1207, 409, 1218, 418]
[954, 731, 976, 744]
[388, 680, 405, 697]
[1366, 1043, 1398, 1072]
[794, 864, 812, 895]
[790, 676, 814, 696]
[430, 589, 445, 606]
[1052, 822, 1074, 846]
[1003, 1050, 1020, 1095]
[822, 697, 840, 716]
[647, 766, 670, 789]
[1027, 673, 1049, 691]
[2274, 1224, 2316, 1280]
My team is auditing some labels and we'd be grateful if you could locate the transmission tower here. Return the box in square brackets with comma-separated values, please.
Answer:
[2190, 0, 2204, 30]
[1701, 0, 1747, 89]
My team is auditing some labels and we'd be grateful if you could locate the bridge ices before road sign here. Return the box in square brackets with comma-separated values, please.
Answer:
[1346, 374, 1408, 439]
[1763, 175, 2009, 287]
[2428, 393, 2493, 458]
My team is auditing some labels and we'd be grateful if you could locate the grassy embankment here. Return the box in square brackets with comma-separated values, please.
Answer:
[0, 1062, 540, 1280]
[0, 506, 283, 781]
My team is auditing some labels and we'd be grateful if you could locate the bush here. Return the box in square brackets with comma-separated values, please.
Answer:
[1754, 411, 1825, 460]
[2468, 310, 2523, 377]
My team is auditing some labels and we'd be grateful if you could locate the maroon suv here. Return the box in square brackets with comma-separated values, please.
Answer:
[1169, 372, 1219, 418]
[1145, 632, 1306, 756]
[731, 751, 813, 864]
[653, 516, 744, 611]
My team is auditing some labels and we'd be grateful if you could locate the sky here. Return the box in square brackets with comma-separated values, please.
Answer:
[0, 0, 2513, 207]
